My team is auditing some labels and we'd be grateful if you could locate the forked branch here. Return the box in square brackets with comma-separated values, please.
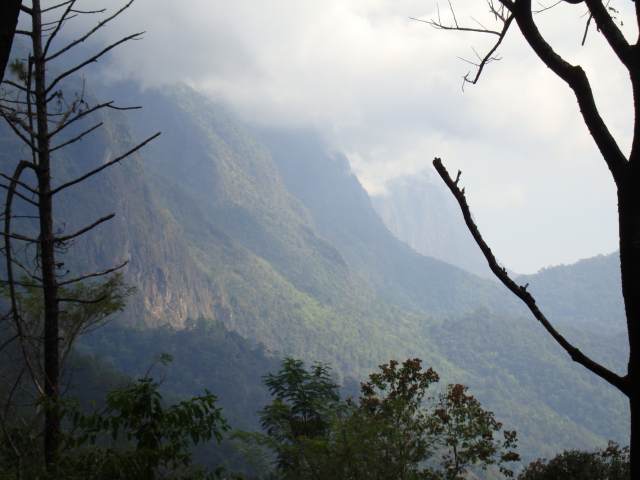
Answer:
[423, 0, 515, 88]
[45, 0, 136, 62]
[583, 0, 633, 67]
[506, 0, 628, 185]
[433, 157, 629, 395]
[46, 32, 144, 94]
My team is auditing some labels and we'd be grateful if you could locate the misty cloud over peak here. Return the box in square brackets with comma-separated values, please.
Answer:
[61, 0, 635, 272]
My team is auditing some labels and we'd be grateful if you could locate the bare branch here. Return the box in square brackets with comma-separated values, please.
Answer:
[2, 160, 42, 393]
[462, 18, 512, 88]
[47, 101, 113, 138]
[49, 122, 102, 152]
[57, 295, 107, 305]
[422, 1, 515, 88]
[0, 112, 39, 152]
[0, 279, 42, 288]
[411, 16, 503, 36]
[581, 12, 594, 46]
[106, 104, 142, 111]
[70, 8, 107, 15]
[2, 366, 26, 431]
[433, 157, 629, 395]
[41, 14, 78, 28]
[50, 131, 161, 195]
[58, 261, 128, 287]
[55, 213, 114, 243]
[0, 184, 39, 207]
[41, 1, 72, 13]
[1, 80, 29, 93]
[5, 254, 41, 282]
[0, 231, 38, 243]
[43, 0, 76, 57]
[583, 0, 633, 67]
[0, 333, 19, 353]
[45, 0, 136, 62]
[45, 32, 144, 94]
[0, 173, 38, 196]
[508, 0, 628, 185]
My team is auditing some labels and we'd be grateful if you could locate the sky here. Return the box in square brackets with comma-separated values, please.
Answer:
[57, 0, 637, 273]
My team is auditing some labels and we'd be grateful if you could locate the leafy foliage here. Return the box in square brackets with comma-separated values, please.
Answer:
[251, 357, 520, 480]
[0, 368, 230, 480]
[258, 358, 340, 476]
[518, 442, 629, 480]
[432, 383, 520, 479]
[65, 376, 228, 479]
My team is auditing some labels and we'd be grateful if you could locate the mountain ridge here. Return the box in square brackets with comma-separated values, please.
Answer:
[0, 78, 629, 464]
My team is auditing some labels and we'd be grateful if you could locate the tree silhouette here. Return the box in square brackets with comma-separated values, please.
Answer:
[424, 0, 639, 476]
[0, 0, 158, 471]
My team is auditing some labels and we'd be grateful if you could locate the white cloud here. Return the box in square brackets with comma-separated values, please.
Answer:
[61, 0, 633, 272]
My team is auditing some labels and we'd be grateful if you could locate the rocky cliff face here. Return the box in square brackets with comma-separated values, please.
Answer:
[0, 84, 218, 329]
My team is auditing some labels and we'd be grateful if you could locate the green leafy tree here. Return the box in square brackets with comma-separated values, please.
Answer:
[518, 442, 629, 480]
[431, 384, 520, 479]
[1, 361, 230, 480]
[253, 358, 519, 480]
[354, 358, 440, 480]
[258, 357, 340, 477]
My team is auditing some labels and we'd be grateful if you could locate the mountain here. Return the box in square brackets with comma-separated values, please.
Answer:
[0, 78, 629, 467]
[518, 252, 625, 332]
[370, 170, 491, 278]
[254, 128, 504, 315]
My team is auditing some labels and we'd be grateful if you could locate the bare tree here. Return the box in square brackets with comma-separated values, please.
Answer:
[422, 0, 640, 475]
[0, 0, 158, 472]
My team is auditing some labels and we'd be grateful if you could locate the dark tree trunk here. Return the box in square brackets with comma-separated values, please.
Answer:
[31, 0, 60, 469]
[619, 166, 640, 478]
[621, 56, 640, 476]
[0, 0, 21, 82]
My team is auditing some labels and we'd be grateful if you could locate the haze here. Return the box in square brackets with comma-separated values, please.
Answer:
[76, 0, 636, 273]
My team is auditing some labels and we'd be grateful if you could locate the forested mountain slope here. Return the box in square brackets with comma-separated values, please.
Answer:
[519, 252, 625, 332]
[0, 78, 629, 464]
[256, 128, 502, 315]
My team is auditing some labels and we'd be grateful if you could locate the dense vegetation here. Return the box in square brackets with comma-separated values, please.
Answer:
[248, 358, 519, 480]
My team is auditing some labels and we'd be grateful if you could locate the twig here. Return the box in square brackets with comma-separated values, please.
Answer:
[50, 132, 161, 195]
[45, 0, 137, 62]
[49, 122, 102, 152]
[46, 32, 145, 94]
[58, 261, 128, 287]
[55, 214, 114, 243]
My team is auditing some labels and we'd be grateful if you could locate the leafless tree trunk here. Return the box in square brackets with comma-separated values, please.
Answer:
[0, 0, 158, 472]
[426, 0, 640, 475]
